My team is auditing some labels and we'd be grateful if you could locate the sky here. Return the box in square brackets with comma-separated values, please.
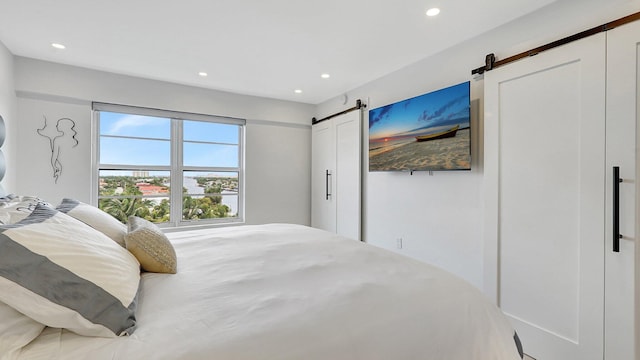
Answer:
[99, 112, 240, 170]
[368, 81, 470, 141]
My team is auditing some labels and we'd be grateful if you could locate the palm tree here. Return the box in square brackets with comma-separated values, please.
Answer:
[182, 195, 202, 220]
[151, 199, 171, 222]
[99, 197, 155, 224]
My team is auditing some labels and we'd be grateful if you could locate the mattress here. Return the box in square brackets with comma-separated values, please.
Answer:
[12, 223, 522, 359]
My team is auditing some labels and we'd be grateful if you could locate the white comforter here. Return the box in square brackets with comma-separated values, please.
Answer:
[16, 224, 521, 359]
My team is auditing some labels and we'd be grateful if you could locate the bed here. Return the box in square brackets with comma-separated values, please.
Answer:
[0, 196, 523, 360]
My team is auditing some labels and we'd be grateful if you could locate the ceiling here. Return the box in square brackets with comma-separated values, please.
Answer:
[0, 0, 556, 104]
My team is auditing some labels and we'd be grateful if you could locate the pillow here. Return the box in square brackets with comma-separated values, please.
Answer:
[125, 216, 177, 274]
[0, 195, 50, 225]
[0, 302, 45, 358]
[0, 204, 140, 338]
[56, 198, 127, 247]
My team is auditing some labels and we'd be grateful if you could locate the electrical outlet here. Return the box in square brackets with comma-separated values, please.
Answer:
[396, 238, 403, 249]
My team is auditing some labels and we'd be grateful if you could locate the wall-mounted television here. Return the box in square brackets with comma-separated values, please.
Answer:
[368, 81, 471, 172]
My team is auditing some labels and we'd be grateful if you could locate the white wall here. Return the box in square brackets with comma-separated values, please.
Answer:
[316, 0, 640, 288]
[13, 58, 314, 225]
[245, 121, 311, 225]
[0, 41, 16, 194]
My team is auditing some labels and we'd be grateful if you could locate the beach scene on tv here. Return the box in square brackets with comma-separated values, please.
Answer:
[368, 81, 471, 172]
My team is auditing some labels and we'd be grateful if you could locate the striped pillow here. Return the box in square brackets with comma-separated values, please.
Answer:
[0, 204, 140, 337]
[0, 194, 50, 225]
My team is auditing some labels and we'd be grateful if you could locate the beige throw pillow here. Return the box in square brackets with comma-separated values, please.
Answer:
[56, 198, 127, 247]
[125, 216, 177, 274]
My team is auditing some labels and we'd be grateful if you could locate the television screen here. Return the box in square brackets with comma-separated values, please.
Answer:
[368, 81, 471, 172]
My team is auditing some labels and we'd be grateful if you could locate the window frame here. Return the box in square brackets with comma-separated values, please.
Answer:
[91, 102, 245, 228]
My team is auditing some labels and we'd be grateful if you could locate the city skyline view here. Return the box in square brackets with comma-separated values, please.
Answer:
[97, 111, 242, 223]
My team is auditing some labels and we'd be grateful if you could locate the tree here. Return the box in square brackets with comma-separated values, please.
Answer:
[182, 196, 202, 220]
[204, 185, 222, 204]
[99, 196, 155, 224]
[151, 199, 171, 223]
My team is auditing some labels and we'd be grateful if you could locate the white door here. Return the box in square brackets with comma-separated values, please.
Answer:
[605, 20, 638, 360]
[311, 110, 362, 239]
[484, 33, 608, 359]
[311, 120, 336, 232]
[334, 111, 361, 240]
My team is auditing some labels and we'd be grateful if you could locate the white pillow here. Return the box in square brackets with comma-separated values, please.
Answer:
[0, 302, 45, 359]
[0, 204, 141, 338]
[56, 198, 127, 247]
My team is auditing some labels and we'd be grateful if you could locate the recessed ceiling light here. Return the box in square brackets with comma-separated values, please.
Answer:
[321, 73, 330, 79]
[51, 43, 66, 49]
[198, 72, 208, 77]
[426, 8, 440, 16]
[294, 89, 303, 94]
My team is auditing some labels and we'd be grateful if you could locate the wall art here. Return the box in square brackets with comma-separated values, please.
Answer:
[37, 116, 78, 183]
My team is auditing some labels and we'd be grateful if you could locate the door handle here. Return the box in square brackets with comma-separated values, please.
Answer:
[613, 166, 622, 252]
[325, 170, 332, 200]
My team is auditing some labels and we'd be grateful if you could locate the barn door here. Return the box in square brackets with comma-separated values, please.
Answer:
[311, 120, 336, 232]
[484, 33, 607, 359]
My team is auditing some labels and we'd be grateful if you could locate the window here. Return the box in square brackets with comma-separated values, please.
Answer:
[93, 103, 245, 227]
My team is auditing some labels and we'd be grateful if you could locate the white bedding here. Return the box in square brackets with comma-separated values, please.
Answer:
[14, 224, 522, 359]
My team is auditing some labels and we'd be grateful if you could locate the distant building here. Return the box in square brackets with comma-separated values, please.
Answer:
[132, 171, 150, 177]
[136, 183, 169, 195]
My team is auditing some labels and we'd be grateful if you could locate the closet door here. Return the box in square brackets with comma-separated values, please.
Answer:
[484, 33, 606, 360]
[311, 120, 336, 232]
[311, 110, 361, 239]
[605, 20, 638, 360]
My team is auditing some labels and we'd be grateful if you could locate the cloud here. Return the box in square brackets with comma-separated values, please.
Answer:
[446, 107, 469, 120]
[418, 110, 430, 122]
[419, 94, 467, 122]
[108, 114, 159, 134]
[369, 105, 393, 129]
